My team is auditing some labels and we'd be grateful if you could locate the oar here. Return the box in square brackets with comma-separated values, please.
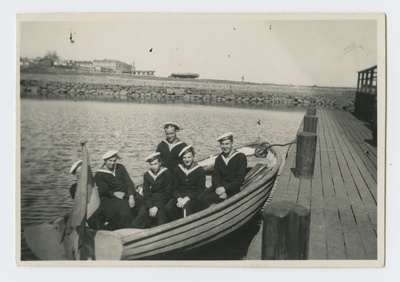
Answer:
[241, 164, 267, 189]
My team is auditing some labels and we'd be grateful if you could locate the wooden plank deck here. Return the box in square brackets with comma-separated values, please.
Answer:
[245, 108, 377, 260]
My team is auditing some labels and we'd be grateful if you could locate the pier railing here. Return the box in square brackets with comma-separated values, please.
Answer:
[357, 66, 377, 95]
[354, 65, 377, 123]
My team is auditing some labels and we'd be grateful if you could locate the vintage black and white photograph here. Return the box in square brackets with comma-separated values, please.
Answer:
[16, 13, 385, 266]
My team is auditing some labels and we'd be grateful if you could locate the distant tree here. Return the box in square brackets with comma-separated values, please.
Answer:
[44, 51, 60, 62]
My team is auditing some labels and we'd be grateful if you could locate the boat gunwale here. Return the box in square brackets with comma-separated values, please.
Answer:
[121, 186, 272, 259]
[121, 172, 277, 250]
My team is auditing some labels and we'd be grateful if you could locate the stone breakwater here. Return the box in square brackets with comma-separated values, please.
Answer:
[19, 73, 356, 109]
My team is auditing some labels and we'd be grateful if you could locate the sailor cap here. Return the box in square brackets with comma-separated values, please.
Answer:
[145, 152, 161, 163]
[217, 132, 233, 142]
[102, 150, 119, 160]
[163, 122, 181, 130]
[70, 160, 82, 174]
[179, 144, 193, 157]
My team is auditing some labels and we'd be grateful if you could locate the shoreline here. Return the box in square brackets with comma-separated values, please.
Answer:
[20, 71, 356, 109]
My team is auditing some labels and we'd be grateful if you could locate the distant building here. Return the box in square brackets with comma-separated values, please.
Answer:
[75, 60, 93, 67]
[75, 60, 94, 71]
[132, 70, 155, 76]
[53, 60, 74, 68]
[19, 58, 30, 66]
[93, 59, 132, 73]
[54, 60, 64, 66]
[39, 58, 54, 67]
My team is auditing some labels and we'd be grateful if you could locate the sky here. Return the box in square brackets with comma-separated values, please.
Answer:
[19, 14, 378, 87]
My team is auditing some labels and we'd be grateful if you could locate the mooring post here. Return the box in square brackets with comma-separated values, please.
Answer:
[303, 115, 318, 133]
[262, 201, 310, 260]
[294, 132, 317, 178]
[306, 107, 317, 116]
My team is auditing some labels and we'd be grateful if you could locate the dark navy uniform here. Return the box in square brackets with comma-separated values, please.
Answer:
[156, 140, 187, 171]
[133, 167, 172, 228]
[165, 163, 206, 221]
[198, 151, 247, 209]
[94, 164, 142, 230]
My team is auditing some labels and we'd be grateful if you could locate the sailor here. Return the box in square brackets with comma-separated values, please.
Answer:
[132, 152, 172, 228]
[156, 122, 188, 171]
[94, 150, 143, 230]
[197, 133, 247, 209]
[165, 145, 206, 221]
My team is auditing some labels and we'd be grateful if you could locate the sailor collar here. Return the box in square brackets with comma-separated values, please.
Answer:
[221, 150, 240, 166]
[97, 164, 117, 176]
[147, 167, 168, 181]
[162, 139, 184, 151]
[178, 163, 201, 176]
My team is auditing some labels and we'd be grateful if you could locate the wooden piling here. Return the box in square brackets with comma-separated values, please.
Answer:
[307, 107, 317, 116]
[303, 115, 318, 133]
[262, 201, 310, 260]
[294, 132, 317, 179]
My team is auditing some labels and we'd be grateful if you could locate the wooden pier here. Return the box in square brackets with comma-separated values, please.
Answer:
[245, 108, 377, 260]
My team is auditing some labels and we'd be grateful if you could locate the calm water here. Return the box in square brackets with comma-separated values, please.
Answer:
[20, 98, 304, 260]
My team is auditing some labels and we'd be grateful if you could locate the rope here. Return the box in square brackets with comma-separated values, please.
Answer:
[266, 141, 297, 149]
[254, 140, 297, 158]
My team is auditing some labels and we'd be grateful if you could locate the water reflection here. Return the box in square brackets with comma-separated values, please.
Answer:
[24, 94, 308, 113]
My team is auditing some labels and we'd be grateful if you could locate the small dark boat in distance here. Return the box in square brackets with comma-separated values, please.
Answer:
[169, 73, 199, 79]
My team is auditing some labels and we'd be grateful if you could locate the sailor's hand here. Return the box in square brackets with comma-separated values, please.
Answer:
[149, 207, 158, 217]
[128, 195, 135, 208]
[176, 198, 184, 208]
[177, 197, 189, 208]
[215, 187, 225, 196]
[219, 193, 227, 200]
[114, 191, 125, 199]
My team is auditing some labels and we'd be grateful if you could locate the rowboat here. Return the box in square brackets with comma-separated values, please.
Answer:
[24, 141, 281, 260]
